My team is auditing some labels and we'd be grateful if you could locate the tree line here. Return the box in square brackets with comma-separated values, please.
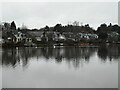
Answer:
[1, 21, 120, 44]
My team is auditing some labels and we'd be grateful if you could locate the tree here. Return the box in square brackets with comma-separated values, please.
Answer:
[44, 25, 49, 32]
[0, 24, 3, 31]
[98, 32, 108, 42]
[108, 32, 119, 43]
[54, 24, 62, 32]
[4, 23, 11, 30]
[73, 21, 79, 26]
[96, 23, 109, 42]
[18, 27, 21, 31]
[41, 32, 47, 43]
[97, 23, 108, 33]
[85, 24, 89, 27]
[98, 46, 108, 60]
[10, 21, 16, 30]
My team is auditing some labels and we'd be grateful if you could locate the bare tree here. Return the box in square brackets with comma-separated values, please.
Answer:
[21, 23, 27, 29]
[73, 21, 79, 26]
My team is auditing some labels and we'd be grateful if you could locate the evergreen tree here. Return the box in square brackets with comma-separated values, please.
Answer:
[10, 21, 16, 30]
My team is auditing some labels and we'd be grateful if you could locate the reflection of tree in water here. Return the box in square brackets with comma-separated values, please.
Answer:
[19, 47, 38, 67]
[2, 46, 119, 68]
[0, 48, 2, 66]
[97, 45, 120, 62]
[98, 46, 108, 60]
[2, 48, 20, 67]
[2, 47, 37, 67]
[61, 47, 96, 68]
[39, 47, 96, 68]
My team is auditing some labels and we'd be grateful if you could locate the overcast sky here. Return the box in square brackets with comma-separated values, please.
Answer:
[1, 1, 118, 29]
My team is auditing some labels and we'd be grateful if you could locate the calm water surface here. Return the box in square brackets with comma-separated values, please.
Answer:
[2, 46, 119, 88]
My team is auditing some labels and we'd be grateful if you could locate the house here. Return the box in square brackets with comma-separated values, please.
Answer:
[46, 31, 55, 42]
[27, 31, 43, 42]
[53, 32, 60, 41]
[78, 33, 98, 40]
[107, 32, 119, 43]
[54, 32, 66, 42]
[24, 34, 34, 46]
[25, 35, 32, 43]
[10, 30, 34, 45]
[13, 31, 24, 43]
[58, 34, 66, 40]
[63, 32, 75, 41]
[88, 34, 98, 40]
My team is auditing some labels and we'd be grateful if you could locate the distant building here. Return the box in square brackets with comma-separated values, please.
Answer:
[63, 32, 76, 41]
[107, 32, 119, 43]
[27, 31, 43, 42]
[13, 31, 24, 43]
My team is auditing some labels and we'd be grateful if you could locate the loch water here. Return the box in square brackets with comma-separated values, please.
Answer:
[1, 45, 119, 88]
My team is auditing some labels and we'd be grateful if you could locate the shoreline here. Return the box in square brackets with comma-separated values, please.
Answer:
[1, 42, 120, 48]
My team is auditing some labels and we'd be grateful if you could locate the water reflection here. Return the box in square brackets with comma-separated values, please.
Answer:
[2, 45, 120, 68]
[98, 45, 120, 61]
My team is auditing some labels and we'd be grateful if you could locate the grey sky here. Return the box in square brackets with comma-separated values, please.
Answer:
[118, 1, 120, 25]
[1, 2, 118, 29]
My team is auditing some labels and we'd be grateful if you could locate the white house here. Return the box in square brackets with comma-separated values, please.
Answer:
[14, 32, 23, 43]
